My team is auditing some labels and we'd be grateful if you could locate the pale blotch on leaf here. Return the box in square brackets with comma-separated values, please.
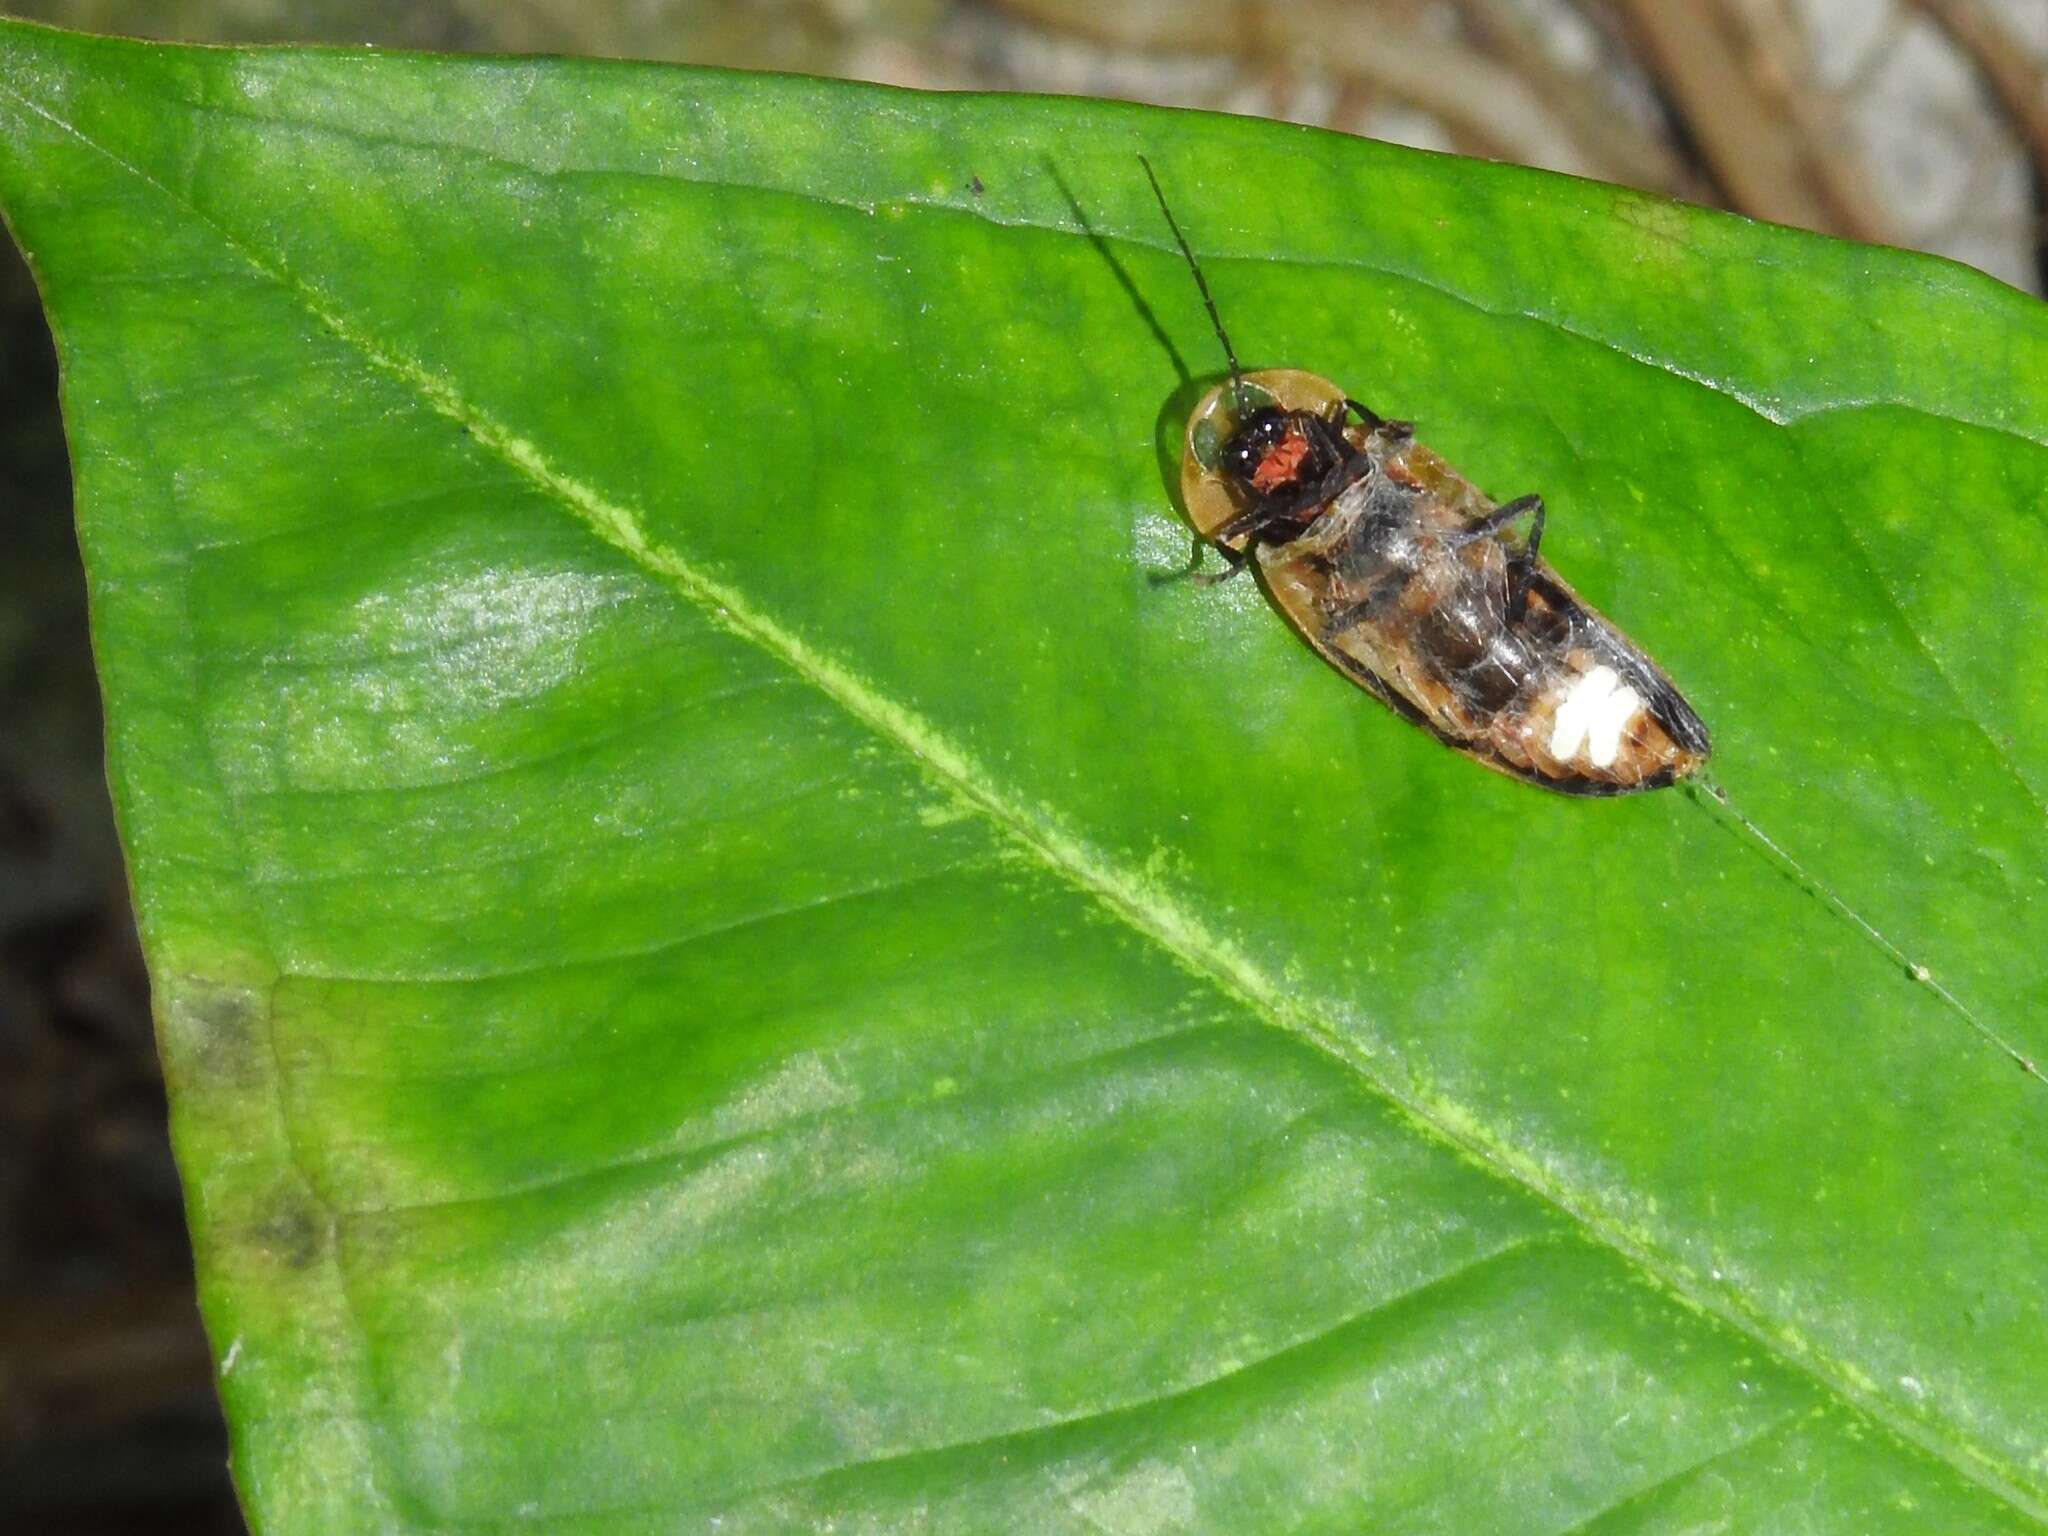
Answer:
[221, 565, 638, 793]
[1066, 1459, 1197, 1536]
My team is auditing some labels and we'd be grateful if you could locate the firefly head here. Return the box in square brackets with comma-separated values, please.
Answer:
[1141, 158, 1368, 540]
[1179, 370, 1357, 543]
[1220, 406, 1332, 501]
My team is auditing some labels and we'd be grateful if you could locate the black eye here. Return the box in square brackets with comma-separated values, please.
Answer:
[1222, 411, 1287, 480]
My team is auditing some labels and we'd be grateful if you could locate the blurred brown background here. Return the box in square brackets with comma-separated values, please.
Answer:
[1, 2, 2042, 1531]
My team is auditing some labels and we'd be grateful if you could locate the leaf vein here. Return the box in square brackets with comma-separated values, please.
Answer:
[717, 1233, 1552, 1510]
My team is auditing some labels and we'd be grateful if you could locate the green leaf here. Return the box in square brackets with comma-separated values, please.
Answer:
[3, 18, 2045, 1532]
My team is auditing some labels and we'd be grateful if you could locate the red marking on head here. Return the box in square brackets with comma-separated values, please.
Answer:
[1250, 427, 1312, 492]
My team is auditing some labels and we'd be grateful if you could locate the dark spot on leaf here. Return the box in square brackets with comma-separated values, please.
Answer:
[252, 1186, 327, 1271]
[162, 977, 267, 1091]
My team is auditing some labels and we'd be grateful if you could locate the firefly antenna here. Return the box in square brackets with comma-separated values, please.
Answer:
[1140, 155, 1243, 401]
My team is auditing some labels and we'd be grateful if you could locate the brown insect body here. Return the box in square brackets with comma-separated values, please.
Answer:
[1180, 369, 1710, 795]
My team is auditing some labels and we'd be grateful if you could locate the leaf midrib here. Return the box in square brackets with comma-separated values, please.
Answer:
[6, 68, 2040, 1523]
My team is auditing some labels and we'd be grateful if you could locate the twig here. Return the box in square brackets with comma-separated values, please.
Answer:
[1733, 0, 1899, 241]
[1457, 0, 1701, 196]
[988, 0, 1608, 176]
[1606, 0, 1892, 240]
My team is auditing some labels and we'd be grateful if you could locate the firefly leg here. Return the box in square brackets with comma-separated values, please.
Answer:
[1192, 541, 1252, 587]
[1301, 414, 1374, 490]
[1153, 534, 1247, 587]
[1213, 499, 1299, 545]
[1342, 398, 1412, 437]
[1345, 399, 1414, 441]
[1456, 493, 1545, 554]
[1153, 534, 1257, 588]
[1220, 499, 1328, 554]
[1452, 493, 1546, 618]
[1302, 411, 1351, 460]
